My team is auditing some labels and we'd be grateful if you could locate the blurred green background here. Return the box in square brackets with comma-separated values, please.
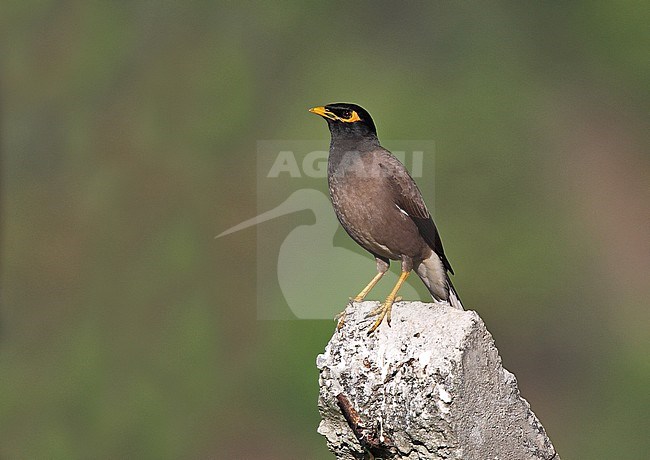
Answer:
[2, 2, 649, 459]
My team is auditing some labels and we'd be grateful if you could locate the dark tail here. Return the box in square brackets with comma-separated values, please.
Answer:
[445, 275, 464, 310]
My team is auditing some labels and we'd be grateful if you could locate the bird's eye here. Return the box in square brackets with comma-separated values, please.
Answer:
[342, 111, 351, 118]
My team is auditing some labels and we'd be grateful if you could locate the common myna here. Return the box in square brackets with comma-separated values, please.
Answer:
[309, 103, 463, 332]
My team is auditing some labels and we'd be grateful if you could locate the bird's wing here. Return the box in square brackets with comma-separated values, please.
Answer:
[376, 149, 454, 274]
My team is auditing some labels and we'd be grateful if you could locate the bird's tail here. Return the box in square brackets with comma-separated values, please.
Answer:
[445, 275, 464, 310]
[416, 254, 464, 310]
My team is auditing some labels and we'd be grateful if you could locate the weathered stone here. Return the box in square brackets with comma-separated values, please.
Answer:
[317, 301, 559, 460]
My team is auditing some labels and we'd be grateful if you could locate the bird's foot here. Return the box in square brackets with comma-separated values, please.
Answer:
[335, 309, 348, 331]
[366, 297, 396, 334]
[336, 296, 366, 332]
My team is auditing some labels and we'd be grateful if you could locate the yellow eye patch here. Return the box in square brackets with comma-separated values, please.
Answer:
[338, 110, 361, 123]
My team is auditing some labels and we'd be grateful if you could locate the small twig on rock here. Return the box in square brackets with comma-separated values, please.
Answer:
[336, 393, 397, 459]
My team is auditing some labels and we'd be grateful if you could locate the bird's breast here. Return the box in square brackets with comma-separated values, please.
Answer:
[328, 164, 429, 261]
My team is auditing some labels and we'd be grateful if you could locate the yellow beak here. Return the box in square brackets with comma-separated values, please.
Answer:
[309, 106, 329, 117]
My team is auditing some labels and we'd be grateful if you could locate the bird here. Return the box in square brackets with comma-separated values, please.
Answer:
[309, 103, 463, 333]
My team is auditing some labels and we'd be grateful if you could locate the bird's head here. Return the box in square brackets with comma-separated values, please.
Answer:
[309, 103, 377, 140]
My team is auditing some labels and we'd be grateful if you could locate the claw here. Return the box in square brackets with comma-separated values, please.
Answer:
[365, 302, 384, 318]
[335, 310, 347, 331]
[367, 299, 393, 334]
[365, 271, 410, 334]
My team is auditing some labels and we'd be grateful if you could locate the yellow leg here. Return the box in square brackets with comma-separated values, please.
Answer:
[367, 271, 410, 333]
[353, 271, 385, 302]
[337, 271, 387, 331]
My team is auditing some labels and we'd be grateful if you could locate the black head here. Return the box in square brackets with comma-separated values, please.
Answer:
[309, 103, 377, 139]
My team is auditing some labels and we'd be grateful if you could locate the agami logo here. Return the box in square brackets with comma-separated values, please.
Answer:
[217, 141, 435, 320]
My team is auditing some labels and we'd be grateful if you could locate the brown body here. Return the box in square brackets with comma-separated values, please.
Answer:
[311, 103, 462, 332]
[328, 139, 451, 301]
[329, 146, 431, 266]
